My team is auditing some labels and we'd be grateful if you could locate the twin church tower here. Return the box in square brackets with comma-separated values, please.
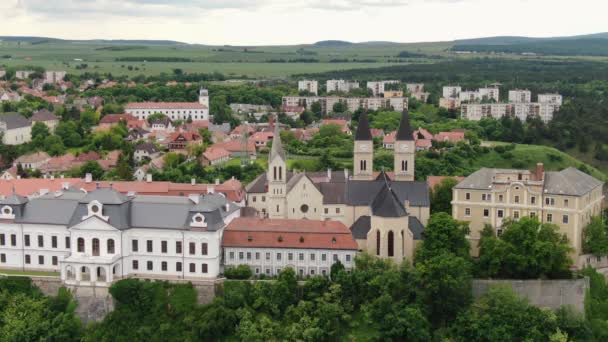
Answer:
[353, 110, 415, 181]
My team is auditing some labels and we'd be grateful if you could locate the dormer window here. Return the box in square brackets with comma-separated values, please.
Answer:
[190, 213, 207, 228]
[0, 205, 14, 219]
[83, 200, 109, 221]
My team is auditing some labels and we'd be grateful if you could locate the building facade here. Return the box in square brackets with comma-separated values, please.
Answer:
[125, 88, 209, 121]
[0, 113, 32, 145]
[508, 89, 532, 103]
[367, 80, 399, 96]
[282, 96, 408, 115]
[0, 188, 241, 287]
[245, 111, 429, 263]
[298, 80, 318, 95]
[223, 218, 358, 277]
[452, 164, 604, 261]
[326, 79, 360, 93]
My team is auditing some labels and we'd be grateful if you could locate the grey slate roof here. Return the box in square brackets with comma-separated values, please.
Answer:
[355, 111, 372, 141]
[455, 166, 604, 197]
[349, 215, 424, 241]
[13, 189, 239, 231]
[395, 110, 413, 141]
[269, 125, 286, 162]
[544, 167, 604, 196]
[135, 142, 158, 154]
[370, 182, 408, 217]
[31, 109, 58, 122]
[0, 113, 31, 129]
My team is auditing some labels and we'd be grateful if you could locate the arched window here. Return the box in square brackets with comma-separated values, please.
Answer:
[107, 239, 115, 254]
[92, 238, 100, 256]
[279, 167, 283, 180]
[77, 238, 85, 253]
[273, 166, 277, 180]
[401, 230, 405, 257]
[376, 230, 381, 256]
[388, 231, 394, 257]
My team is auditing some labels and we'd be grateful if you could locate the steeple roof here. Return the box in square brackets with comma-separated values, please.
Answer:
[355, 111, 373, 141]
[371, 174, 408, 217]
[270, 124, 286, 162]
[395, 110, 413, 141]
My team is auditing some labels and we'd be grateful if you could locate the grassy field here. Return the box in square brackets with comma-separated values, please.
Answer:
[0, 40, 452, 78]
[477, 142, 606, 180]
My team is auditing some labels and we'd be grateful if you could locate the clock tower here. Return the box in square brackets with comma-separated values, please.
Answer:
[394, 110, 415, 181]
[354, 111, 374, 181]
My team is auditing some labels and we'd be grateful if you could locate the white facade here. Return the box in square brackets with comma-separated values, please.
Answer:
[406, 83, 424, 93]
[0, 190, 240, 287]
[442, 86, 462, 98]
[282, 96, 407, 115]
[125, 88, 210, 122]
[298, 80, 318, 95]
[1, 126, 31, 145]
[538, 94, 563, 106]
[367, 80, 399, 96]
[508, 90, 532, 103]
[326, 79, 360, 93]
[15, 70, 34, 79]
[43, 71, 67, 84]
[224, 247, 355, 277]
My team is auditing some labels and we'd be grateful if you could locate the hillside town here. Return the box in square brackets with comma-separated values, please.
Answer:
[0, 63, 606, 340]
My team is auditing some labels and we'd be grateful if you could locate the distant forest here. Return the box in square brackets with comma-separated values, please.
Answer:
[452, 38, 608, 56]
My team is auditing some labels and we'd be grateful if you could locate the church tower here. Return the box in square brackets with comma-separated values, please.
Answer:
[198, 87, 209, 107]
[267, 125, 287, 218]
[353, 111, 374, 181]
[394, 110, 415, 181]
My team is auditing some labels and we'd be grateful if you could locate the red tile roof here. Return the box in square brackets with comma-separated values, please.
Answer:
[99, 114, 137, 124]
[125, 102, 208, 110]
[203, 146, 230, 161]
[427, 176, 465, 190]
[414, 127, 433, 140]
[214, 140, 256, 153]
[434, 131, 465, 143]
[223, 218, 358, 250]
[383, 131, 396, 144]
[370, 128, 384, 138]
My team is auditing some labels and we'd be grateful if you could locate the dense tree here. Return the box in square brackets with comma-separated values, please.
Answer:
[583, 216, 608, 255]
[430, 177, 459, 214]
[476, 218, 572, 279]
[415, 212, 471, 263]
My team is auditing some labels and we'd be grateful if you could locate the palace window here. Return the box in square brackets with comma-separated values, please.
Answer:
[38, 255, 44, 265]
[78, 238, 85, 252]
[147, 240, 153, 253]
[201, 243, 208, 256]
[189, 263, 195, 273]
[107, 239, 115, 254]
[483, 209, 489, 217]
[11, 234, 17, 247]
[201, 264, 208, 274]
[161, 262, 167, 271]
[65, 236, 70, 249]
[376, 230, 381, 256]
[547, 214, 553, 222]
[161, 241, 167, 254]
[52, 256, 58, 266]
[147, 261, 153, 271]
[176, 241, 182, 254]
[38, 235, 44, 248]
[92, 238, 100, 256]
[465, 208, 471, 216]
[176, 262, 182, 272]
[24, 235, 30, 247]
[132, 240, 138, 252]
[563, 215, 569, 224]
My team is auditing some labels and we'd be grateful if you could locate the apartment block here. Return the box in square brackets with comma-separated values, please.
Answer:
[282, 96, 408, 115]
[326, 79, 360, 93]
[298, 80, 318, 95]
[442, 86, 462, 99]
[538, 94, 563, 106]
[508, 89, 532, 103]
[452, 164, 604, 262]
[406, 83, 424, 94]
[367, 80, 399, 96]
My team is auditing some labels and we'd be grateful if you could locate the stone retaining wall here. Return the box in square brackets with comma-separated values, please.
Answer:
[472, 278, 589, 314]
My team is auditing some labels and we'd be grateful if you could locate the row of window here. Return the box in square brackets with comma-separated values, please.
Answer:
[0, 254, 60, 266]
[131, 240, 208, 255]
[465, 193, 569, 207]
[466, 208, 569, 223]
[253, 266, 328, 277]
[0, 234, 70, 249]
[133, 110, 203, 115]
[228, 251, 351, 263]
[131, 260, 208, 273]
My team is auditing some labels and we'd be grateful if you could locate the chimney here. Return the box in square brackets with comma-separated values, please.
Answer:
[62, 182, 70, 190]
[17, 175, 21, 180]
[207, 186, 215, 194]
[536, 162, 544, 180]
[85, 173, 92, 183]
[327, 168, 332, 180]
[60, 174, 64, 179]
[215, 178, 220, 185]
[191, 178, 196, 185]
[146, 174, 152, 183]
[50, 175, 55, 180]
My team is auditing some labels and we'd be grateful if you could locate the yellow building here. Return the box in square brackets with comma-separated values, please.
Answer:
[452, 163, 604, 264]
[383, 90, 404, 98]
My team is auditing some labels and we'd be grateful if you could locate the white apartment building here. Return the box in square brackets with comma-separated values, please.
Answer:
[462, 102, 560, 123]
[367, 80, 400, 96]
[406, 83, 424, 94]
[459, 87, 500, 102]
[282, 96, 407, 115]
[442, 86, 462, 99]
[538, 94, 563, 106]
[298, 80, 318, 95]
[43, 71, 67, 84]
[0, 188, 240, 287]
[15, 70, 35, 79]
[326, 79, 360, 93]
[508, 90, 532, 103]
[125, 88, 209, 121]
[223, 218, 358, 277]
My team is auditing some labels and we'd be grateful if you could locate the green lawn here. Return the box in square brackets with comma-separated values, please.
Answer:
[476, 143, 606, 180]
[0, 269, 60, 277]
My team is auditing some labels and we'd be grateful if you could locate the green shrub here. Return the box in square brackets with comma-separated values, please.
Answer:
[224, 265, 253, 280]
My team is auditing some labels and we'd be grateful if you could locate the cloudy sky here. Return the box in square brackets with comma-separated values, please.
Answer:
[0, 0, 606, 45]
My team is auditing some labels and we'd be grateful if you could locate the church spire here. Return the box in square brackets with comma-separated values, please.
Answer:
[270, 124, 286, 162]
[355, 111, 373, 141]
[396, 110, 413, 141]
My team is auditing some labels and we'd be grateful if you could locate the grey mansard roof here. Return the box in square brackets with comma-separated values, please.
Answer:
[11, 188, 239, 231]
[455, 166, 603, 196]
